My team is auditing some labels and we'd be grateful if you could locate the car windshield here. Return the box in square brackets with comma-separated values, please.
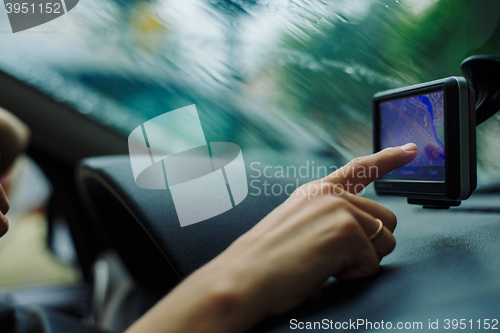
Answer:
[1, 0, 499, 185]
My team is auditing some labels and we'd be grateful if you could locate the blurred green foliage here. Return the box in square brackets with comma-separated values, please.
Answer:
[271, 0, 500, 166]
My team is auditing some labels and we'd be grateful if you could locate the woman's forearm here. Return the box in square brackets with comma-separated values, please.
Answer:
[124, 257, 267, 333]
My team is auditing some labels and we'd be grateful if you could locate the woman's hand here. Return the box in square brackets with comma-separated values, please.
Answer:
[126, 144, 418, 333]
[0, 184, 9, 237]
[0, 107, 29, 237]
[0, 107, 30, 176]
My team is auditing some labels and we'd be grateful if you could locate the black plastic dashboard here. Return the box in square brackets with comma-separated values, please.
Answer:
[78, 155, 500, 333]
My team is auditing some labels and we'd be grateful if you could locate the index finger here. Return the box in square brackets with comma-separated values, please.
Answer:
[326, 143, 418, 194]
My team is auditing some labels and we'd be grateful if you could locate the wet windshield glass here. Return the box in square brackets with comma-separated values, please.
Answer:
[1, 0, 499, 183]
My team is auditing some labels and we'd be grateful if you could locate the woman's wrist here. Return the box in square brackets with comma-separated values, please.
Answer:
[125, 254, 269, 333]
[186, 254, 271, 332]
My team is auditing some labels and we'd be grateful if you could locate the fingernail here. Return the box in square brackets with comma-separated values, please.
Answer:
[400, 143, 417, 152]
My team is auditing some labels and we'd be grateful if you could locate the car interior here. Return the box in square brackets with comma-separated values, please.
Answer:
[0, 0, 499, 332]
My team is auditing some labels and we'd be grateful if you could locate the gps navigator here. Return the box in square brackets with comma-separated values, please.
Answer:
[373, 77, 476, 208]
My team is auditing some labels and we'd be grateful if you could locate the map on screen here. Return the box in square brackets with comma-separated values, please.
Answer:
[380, 91, 445, 181]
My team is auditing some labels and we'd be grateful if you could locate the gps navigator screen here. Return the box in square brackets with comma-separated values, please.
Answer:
[379, 90, 445, 181]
